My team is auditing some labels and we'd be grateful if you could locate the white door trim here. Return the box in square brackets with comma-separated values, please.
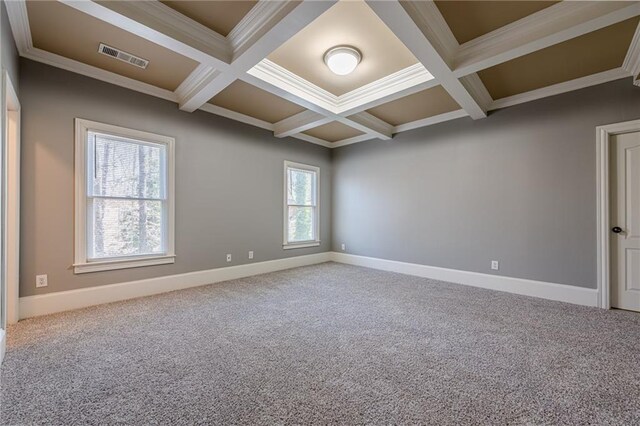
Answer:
[596, 118, 640, 309]
[2, 71, 20, 325]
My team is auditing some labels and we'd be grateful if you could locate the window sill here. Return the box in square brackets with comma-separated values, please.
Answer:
[74, 255, 175, 274]
[282, 241, 320, 250]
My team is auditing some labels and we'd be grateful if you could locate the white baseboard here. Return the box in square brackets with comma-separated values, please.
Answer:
[330, 252, 599, 307]
[19, 252, 332, 320]
[0, 329, 6, 365]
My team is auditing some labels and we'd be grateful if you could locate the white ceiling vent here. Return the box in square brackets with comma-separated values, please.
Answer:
[98, 43, 149, 69]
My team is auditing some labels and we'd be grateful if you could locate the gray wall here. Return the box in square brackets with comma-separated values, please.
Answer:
[20, 59, 331, 297]
[332, 78, 640, 289]
[1, 2, 19, 95]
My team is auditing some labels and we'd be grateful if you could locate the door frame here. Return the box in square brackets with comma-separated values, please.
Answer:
[2, 71, 20, 328]
[596, 118, 640, 309]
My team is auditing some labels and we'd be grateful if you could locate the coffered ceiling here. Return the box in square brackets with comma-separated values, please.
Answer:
[7, 0, 640, 148]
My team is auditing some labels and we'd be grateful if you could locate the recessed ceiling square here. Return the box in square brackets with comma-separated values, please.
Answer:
[160, 1, 257, 37]
[478, 17, 640, 100]
[27, 1, 198, 91]
[366, 86, 460, 126]
[268, 0, 418, 96]
[210, 81, 305, 124]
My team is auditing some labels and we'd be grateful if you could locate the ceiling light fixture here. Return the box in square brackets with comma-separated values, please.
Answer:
[324, 46, 361, 76]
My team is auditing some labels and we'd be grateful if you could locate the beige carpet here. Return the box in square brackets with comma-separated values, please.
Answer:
[1, 262, 639, 425]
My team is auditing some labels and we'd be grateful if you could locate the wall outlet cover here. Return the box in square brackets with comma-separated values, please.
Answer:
[226, 254, 232, 262]
[36, 274, 48, 288]
[491, 261, 499, 271]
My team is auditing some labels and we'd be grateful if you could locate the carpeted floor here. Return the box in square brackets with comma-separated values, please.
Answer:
[1, 262, 639, 425]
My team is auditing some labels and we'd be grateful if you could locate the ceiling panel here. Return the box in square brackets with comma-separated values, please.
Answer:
[160, 1, 257, 37]
[27, 1, 198, 92]
[435, 1, 560, 45]
[304, 121, 364, 142]
[367, 86, 460, 126]
[210, 80, 305, 124]
[268, 0, 418, 96]
[478, 17, 640, 100]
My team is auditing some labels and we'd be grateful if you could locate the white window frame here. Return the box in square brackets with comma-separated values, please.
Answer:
[283, 160, 320, 249]
[74, 118, 175, 274]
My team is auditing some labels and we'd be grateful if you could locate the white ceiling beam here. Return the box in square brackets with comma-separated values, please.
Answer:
[331, 134, 379, 149]
[489, 68, 631, 111]
[454, 1, 640, 77]
[343, 112, 393, 140]
[274, 111, 332, 138]
[59, 0, 232, 69]
[178, 0, 336, 112]
[366, 0, 488, 120]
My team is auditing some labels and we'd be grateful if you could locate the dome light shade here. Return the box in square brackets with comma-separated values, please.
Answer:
[324, 46, 361, 76]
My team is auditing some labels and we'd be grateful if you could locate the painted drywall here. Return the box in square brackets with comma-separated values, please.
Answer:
[1, 2, 19, 94]
[332, 78, 640, 289]
[20, 59, 331, 297]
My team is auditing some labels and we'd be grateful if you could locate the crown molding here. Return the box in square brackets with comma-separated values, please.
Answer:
[24, 47, 178, 103]
[288, 133, 334, 149]
[60, 0, 232, 68]
[393, 109, 468, 134]
[336, 63, 435, 115]
[228, 0, 298, 58]
[489, 68, 631, 111]
[623, 20, 640, 80]
[331, 134, 379, 148]
[248, 59, 338, 112]
[455, 1, 640, 77]
[366, 0, 487, 120]
[175, 64, 220, 105]
[4, 0, 32, 54]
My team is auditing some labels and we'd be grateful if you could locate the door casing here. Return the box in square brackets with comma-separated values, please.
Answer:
[596, 118, 640, 309]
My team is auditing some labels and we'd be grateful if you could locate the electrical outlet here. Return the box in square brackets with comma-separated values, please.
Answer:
[341, 243, 346, 251]
[36, 274, 48, 288]
[248, 251, 254, 260]
[226, 254, 232, 263]
[491, 260, 499, 271]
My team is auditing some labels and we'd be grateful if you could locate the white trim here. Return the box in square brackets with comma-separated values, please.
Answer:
[282, 242, 321, 250]
[331, 253, 598, 307]
[595, 118, 640, 309]
[366, 0, 488, 120]
[489, 68, 631, 111]
[74, 255, 176, 274]
[4, 0, 32, 54]
[454, 1, 640, 77]
[74, 119, 176, 274]
[287, 133, 334, 149]
[24, 48, 179, 103]
[393, 109, 469, 134]
[274, 111, 332, 138]
[622, 20, 640, 79]
[199, 103, 274, 132]
[335, 64, 435, 115]
[331, 134, 379, 148]
[2, 72, 21, 326]
[283, 161, 320, 247]
[0, 329, 5, 365]
[59, 0, 232, 68]
[19, 252, 332, 319]
[345, 112, 393, 141]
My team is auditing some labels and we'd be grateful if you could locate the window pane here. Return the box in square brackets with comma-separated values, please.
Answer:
[287, 168, 315, 206]
[90, 132, 164, 199]
[288, 206, 315, 242]
[90, 198, 163, 259]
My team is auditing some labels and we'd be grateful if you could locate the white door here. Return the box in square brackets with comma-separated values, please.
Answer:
[611, 131, 640, 312]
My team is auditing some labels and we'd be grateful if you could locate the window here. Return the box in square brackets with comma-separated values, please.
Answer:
[284, 161, 320, 249]
[74, 119, 175, 273]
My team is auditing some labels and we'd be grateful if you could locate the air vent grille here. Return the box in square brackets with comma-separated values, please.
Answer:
[98, 43, 149, 69]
